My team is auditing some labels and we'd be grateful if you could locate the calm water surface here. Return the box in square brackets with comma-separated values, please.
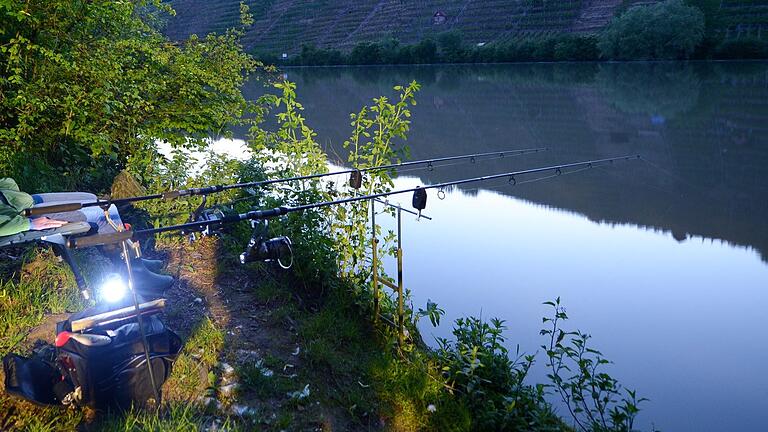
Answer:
[240, 62, 768, 431]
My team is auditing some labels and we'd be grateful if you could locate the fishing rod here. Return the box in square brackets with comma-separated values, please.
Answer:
[22, 147, 545, 217]
[67, 154, 639, 250]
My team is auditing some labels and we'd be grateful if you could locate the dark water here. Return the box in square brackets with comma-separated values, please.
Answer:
[241, 62, 768, 431]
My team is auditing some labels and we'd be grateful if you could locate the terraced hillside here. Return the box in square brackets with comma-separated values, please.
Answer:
[163, 0, 768, 54]
[164, 0, 615, 53]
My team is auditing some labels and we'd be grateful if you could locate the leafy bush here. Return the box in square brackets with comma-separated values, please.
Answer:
[435, 317, 562, 431]
[554, 35, 600, 61]
[598, 0, 705, 60]
[0, 0, 258, 192]
[542, 297, 647, 432]
[334, 82, 419, 280]
[438, 31, 468, 63]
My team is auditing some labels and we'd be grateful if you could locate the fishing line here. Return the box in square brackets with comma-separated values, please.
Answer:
[454, 165, 593, 196]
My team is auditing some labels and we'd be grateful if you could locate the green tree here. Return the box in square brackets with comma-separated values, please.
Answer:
[684, 0, 725, 58]
[598, 0, 705, 60]
[0, 0, 258, 191]
[554, 35, 600, 61]
[348, 41, 382, 65]
[438, 30, 466, 63]
[411, 38, 438, 64]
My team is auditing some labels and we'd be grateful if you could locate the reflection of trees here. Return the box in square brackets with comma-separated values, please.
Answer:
[235, 62, 768, 262]
[597, 63, 701, 119]
[282, 63, 602, 91]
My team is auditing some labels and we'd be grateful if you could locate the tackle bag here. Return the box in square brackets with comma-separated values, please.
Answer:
[3, 313, 182, 410]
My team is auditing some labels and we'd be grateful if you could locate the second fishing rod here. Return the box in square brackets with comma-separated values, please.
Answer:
[23, 147, 546, 217]
[67, 154, 640, 249]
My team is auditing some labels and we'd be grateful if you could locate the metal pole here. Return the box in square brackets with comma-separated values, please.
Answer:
[120, 241, 161, 406]
[371, 200, 379, 324]
[397, 206, 404, 346]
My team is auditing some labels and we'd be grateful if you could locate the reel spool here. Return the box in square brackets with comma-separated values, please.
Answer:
[239, 220, 293, 269]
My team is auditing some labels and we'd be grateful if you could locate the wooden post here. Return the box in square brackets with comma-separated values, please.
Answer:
[371, 200, 379, 324]
[396, 206, 404, 346]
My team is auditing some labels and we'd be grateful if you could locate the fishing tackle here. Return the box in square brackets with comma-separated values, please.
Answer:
[349, 169, 363, 189]
[67, 154, 640, 250]
[239, 220, 293, 269]
[412, 187, 428, 220]
[23, 147, 547, 217]
[2, 153, 641, 413]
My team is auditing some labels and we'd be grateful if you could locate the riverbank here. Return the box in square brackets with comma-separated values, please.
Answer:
[0, 238, 434, 430]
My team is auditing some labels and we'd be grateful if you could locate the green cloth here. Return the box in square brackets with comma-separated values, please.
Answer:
[0, 178, 33, 237]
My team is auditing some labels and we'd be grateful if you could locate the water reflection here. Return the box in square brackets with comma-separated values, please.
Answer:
[241, 62, 768, 263]
[237, 62, 768, 431]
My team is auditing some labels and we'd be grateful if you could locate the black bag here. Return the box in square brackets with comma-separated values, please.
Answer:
[3, 313, 182, 410]
[3, 348, 62, 406]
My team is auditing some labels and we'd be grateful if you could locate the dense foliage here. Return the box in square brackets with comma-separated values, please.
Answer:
[0, 0, 258, 192]
[273, 33, 601, 66]
[598, 0, 705, 60]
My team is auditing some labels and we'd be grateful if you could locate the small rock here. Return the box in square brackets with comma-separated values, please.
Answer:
[231, 404, 252, 416]
[200, 396, 221, 409]
[194, 297, 203, 304]
[287, 384, 310, 401]
[219, 383, 239, 397]
[219, 362, 235, 377]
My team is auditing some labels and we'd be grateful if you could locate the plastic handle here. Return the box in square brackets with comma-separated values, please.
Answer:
[67, 230, 133, 248]
[23, 202, 83, 217]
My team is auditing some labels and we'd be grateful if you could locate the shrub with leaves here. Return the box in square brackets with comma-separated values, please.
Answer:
[0, 0, 259, 192]
[334, 81, 420, 281]
[542, 297, 647, 432]
[434, 317, 562, 431]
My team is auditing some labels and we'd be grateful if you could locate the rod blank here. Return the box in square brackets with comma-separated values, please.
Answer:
[73, 148, 547, 210]
[73, 154, 638, 247]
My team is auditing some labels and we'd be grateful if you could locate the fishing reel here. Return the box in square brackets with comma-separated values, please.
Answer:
[240, 219, 293, 269]
[185, 196, 234, 241]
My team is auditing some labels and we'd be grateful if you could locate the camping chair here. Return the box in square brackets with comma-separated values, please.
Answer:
[0, 222, 94, 298]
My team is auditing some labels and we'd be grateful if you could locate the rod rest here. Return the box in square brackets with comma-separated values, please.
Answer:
[0, 222, 93, 248]
[22, 202, 84, 217]
[67, 230, 133, 249]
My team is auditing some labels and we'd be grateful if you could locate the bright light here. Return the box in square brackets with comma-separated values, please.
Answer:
[100, 274, 127, 303]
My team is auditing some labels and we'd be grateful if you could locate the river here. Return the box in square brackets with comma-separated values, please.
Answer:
[233, 62, 768, 432]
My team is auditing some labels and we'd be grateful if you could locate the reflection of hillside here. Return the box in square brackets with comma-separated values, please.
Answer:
[240, 62, 768, 262]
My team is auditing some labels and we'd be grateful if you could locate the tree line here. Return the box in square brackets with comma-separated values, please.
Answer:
[255, 0, 768, 66]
